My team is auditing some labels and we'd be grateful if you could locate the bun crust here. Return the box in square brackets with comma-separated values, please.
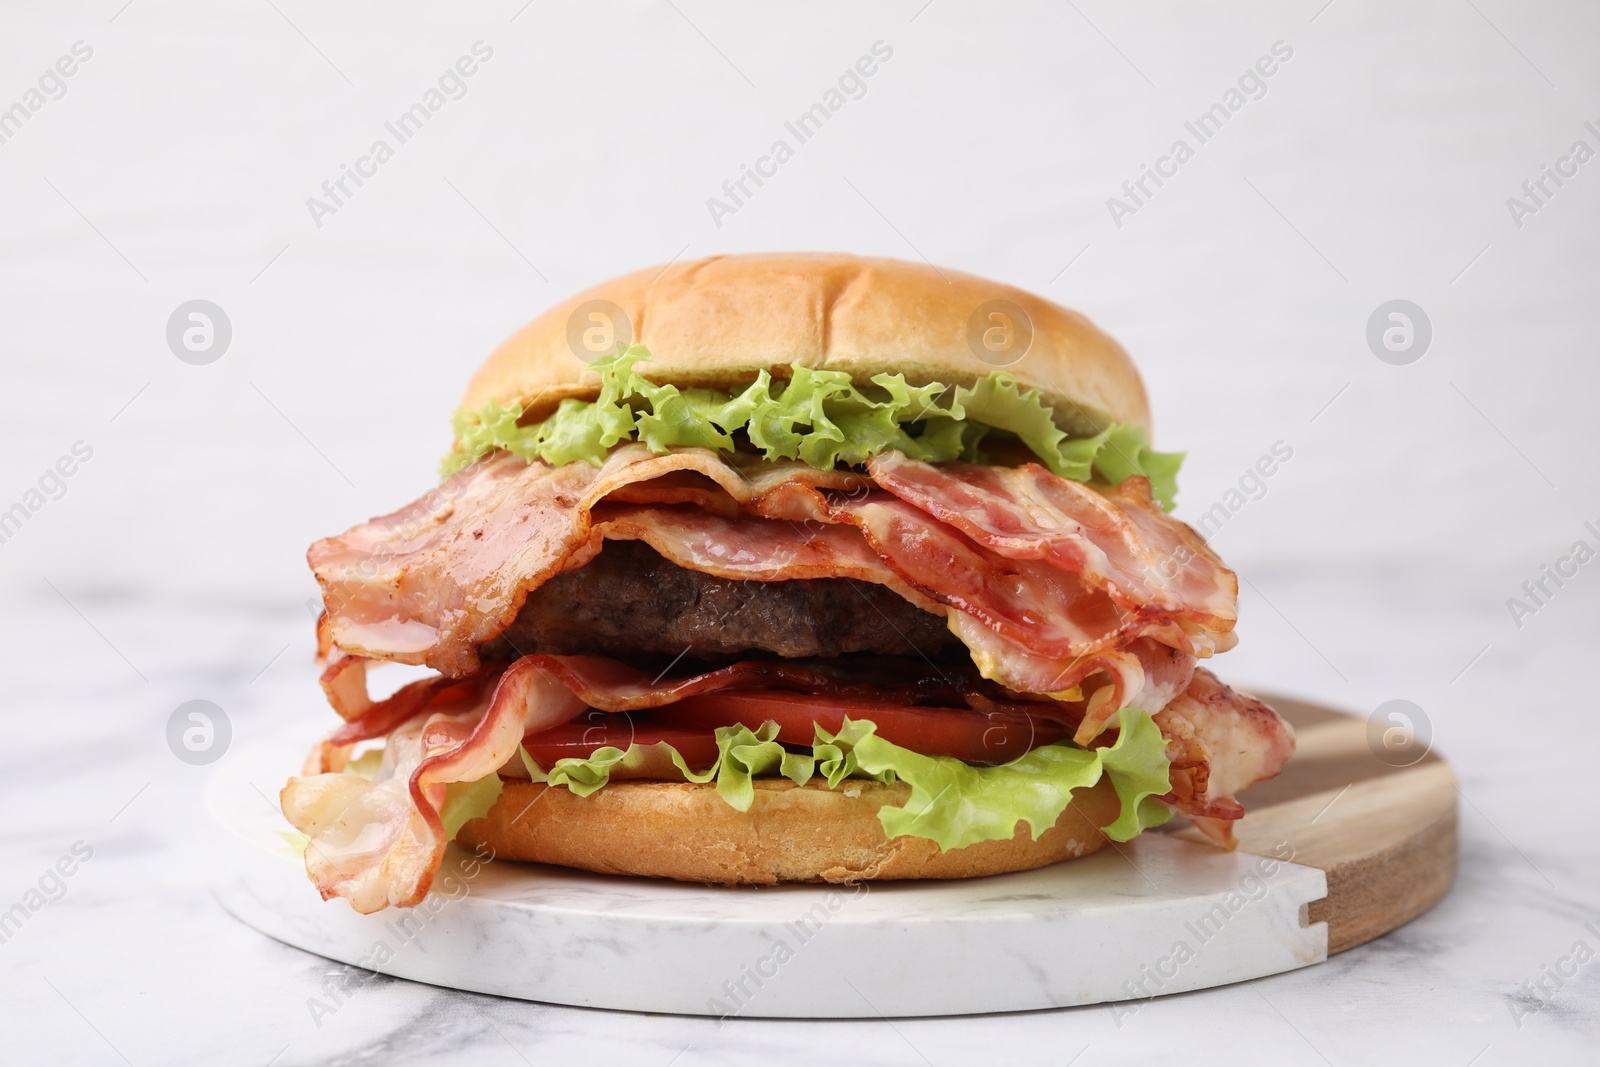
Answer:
[455, 776, 1119, 884]
[461, 253, 1149, 437]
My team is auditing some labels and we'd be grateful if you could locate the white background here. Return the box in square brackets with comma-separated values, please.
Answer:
[2, 3, 1598, 1066]
[2, 0, 1596, 594]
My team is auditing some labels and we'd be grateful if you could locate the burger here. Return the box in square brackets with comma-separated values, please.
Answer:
[282, 253, 1295, 914]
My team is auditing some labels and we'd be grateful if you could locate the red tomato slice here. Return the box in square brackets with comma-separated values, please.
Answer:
[663, 690, 1072, 764]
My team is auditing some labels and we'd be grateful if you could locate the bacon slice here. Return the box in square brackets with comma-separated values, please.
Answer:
[283, 652, 1005, 910]
[305, 674, 458, 775]
[951, 619, 1198, 743]
[318, 648, 373, 723]
[745, 485, 1146, 662]
[1154, 669, 1296, 846]
[867, 453, 1237, 630]
[587, 503, 935, 603]
[320, 487, 1198, 741]
[281, 659, 593, 912]
[312, 448, 779, 676]
[309, 446, 1237, 694]
[296, 443, 1264, 911]
[284, 651, 1290, 910]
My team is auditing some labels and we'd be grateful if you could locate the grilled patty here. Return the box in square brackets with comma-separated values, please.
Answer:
[489, 540, 957, 660]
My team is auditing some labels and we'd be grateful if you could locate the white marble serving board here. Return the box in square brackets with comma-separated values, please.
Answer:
[209, 735, 1328, 1019]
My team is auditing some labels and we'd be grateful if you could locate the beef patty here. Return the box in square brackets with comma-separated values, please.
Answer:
[489, 540, 957, 660]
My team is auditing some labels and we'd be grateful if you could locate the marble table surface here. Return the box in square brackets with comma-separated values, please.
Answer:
[2, 564, 1595, 1066]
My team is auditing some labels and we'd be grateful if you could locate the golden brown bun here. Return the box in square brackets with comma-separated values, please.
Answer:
[455, 776, 1118, 884]
[461, 253, 1149, 437]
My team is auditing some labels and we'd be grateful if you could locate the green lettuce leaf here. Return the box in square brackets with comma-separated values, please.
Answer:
[440, 774, 504, 839]
[519, 722, 822, 812]
[439, 348, 1183, 508]
[1086, 708, 1177, 840]
[515, 711, 1173, 851]
[277, 830, 310, 856]
[821, 712, 1172, 849]
[1077, 423, 1184, 512]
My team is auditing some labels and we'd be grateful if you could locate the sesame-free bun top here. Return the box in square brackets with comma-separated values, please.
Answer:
[462, 252, 1150, 436]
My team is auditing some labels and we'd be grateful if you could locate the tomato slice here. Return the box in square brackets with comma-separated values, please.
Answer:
[520, 710, 722, 770]
[663, 690, 1072, 764]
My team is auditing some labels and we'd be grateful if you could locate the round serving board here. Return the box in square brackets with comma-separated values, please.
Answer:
[209, 695, 1456, 1017]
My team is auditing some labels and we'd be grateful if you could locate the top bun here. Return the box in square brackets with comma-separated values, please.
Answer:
[462, 253, 1150, 436]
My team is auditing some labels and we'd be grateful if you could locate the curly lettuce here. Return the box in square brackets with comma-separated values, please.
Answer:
[516, 720, 831, 811]
[440, 775, 505, 839]
[441, 347, 1183, 509]
[510, 712, 1173, 851]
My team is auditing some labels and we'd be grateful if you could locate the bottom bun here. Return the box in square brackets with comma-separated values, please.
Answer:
[455, 776, 1120, 884]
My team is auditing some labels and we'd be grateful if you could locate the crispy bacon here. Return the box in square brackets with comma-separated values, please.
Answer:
[284, 652, 1006, 910]
[587, 502, 934, 601]
[317, 647, 378, 724]
[1154, 669, 1296, 846]
[306, 674, 464, 774]
[868, 453, 1237, 629]
[309, 446, 1236, 706]
[283, 651, 1290, 909]
[291, 442, 1284, 910]
[745, 485, 1149, 662]
[311, 448, 777, 676]
[949, 621, 1198, 744]
[281, 658, 592, 912]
